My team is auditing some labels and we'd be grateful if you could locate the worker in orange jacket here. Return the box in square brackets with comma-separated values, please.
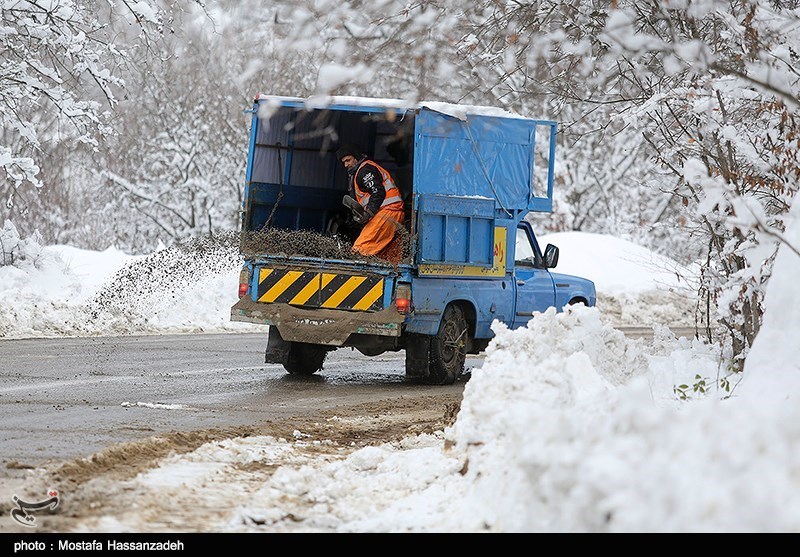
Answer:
[336, 144, 405, 264]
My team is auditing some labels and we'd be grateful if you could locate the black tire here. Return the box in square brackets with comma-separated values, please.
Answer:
[284, 342, 328, 375]
[426, 304, 468, 385]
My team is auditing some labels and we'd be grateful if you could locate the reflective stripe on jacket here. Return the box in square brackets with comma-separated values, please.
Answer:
[354, 160, 403, 209]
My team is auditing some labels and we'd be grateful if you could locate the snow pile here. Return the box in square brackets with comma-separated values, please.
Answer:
[540, 232, 696, 295]
[741, 196, 800, 402]
[541, 231, 700, 326]
[0, 231, 258, 338]
[229, 432, 460, 532]
[227, 304, 800, 532]
[441, 306, 773, 532]
[0, 223, 89, 337]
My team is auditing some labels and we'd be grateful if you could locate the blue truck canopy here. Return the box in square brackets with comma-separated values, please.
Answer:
[248, 95, 555, 211]
[243, 95, 557, 267]
[412, 101, 555, 214]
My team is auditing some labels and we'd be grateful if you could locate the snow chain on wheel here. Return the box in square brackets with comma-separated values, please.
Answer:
[426, 304, 468, 385]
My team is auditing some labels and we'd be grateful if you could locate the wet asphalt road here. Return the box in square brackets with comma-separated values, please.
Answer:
[0, 333, 474, 470]
[0, 327, 685, 471]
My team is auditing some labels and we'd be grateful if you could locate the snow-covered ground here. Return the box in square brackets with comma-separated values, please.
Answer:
[2, 223, 799, 532]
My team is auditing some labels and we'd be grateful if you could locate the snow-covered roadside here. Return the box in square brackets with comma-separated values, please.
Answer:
[0, 229, 699, 340]
[66, 303, 800, 533]
[9, 224, 799, 532]
[0, 232, 260, 338]
[540, 231, 700, 327]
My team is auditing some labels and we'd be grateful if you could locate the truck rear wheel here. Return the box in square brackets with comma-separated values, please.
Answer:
[284, 342, 328, 375]
[427, 304, 468, 385]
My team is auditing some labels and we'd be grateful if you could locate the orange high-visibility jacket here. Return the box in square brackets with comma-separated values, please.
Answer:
[352, 159, 403, 214]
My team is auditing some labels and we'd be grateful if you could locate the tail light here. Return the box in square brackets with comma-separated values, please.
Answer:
[238, 268, 250, 298]
[395, 282, 412, 314]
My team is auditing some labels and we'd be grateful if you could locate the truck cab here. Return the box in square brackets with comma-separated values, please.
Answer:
[231, 95, 596, 385]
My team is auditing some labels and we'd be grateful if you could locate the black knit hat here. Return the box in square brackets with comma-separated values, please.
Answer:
[336, 143, 364, 161]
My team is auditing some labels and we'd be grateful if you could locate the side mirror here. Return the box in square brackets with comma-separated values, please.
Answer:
[543, 244, 559, 269]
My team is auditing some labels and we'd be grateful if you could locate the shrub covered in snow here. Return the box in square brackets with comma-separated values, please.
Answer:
[0, 220, 56, 269]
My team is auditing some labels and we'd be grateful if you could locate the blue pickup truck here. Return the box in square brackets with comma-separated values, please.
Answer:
[230, 95, 596, 385]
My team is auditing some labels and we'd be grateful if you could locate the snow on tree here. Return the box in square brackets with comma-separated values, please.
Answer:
[0, 0, 202, 245]
[98, 37, 246, 246]
[88, 0, 333, 251]
[0, 219, 50, 269]
[270, 1, 798, 372]
[2, 0, 797, 373]
[588, 1, 800, 370]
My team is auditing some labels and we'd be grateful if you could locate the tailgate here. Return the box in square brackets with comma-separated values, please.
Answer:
[255, 266, 386, 312]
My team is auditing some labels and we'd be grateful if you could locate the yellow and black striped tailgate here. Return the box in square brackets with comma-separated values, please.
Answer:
[256, 268, 385, 311]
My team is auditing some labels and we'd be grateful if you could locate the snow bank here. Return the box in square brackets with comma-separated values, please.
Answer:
[240, 305, 798, 532]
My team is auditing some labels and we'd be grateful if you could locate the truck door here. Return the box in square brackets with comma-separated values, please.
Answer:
[512, 224, 556, 328]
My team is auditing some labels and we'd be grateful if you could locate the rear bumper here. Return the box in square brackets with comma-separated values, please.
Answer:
[231, 297, 405, 345]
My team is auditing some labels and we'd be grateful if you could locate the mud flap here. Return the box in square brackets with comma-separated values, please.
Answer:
[265, 327, 290, 365]
[404, 333, 431, 378]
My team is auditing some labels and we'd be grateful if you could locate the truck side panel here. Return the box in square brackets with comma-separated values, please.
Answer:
[405, 276, 514, 337]
[416, 195, 495, 267]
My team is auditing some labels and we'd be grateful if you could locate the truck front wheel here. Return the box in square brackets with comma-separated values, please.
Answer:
[284, 342, 328, 375]
[427, 304, 468, 385]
